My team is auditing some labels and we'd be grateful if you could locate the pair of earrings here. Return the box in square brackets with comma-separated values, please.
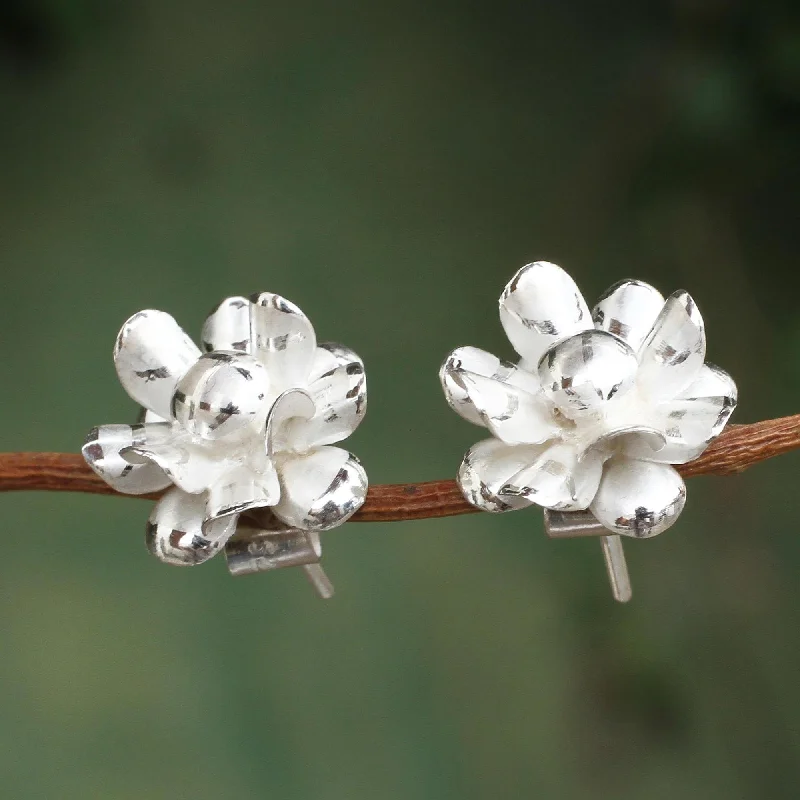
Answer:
[83, 261, 736, 601]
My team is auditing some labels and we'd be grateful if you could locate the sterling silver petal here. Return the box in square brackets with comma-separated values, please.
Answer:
[124, 430, 231, 495]
[623, 364, 737, 464]
[455, 371, 558, 445]
[537, 330, 639, 414]
[590, 458, 686, 538]
[668, 362, 738, 443]
[637, 290, 706, 402]
[266, 388, 317, 454]
[591, 279, 665, 352]
[500, 441, 605, 512]
[203, 293, 318, 394]
[201, 295, 252, 353]
[457, 438, 548, 513]
[249, 292, 317, 391]
[82, 424, 173, 494]
[272, 446, 368, 531]
[114, 310, 201, 419]
[206, 462, 281, 520]
[440, 345, 543, 427]
[171, 351, 271, 441]
[499, 261, 592, 365]
[286, 343, 368, 451]
[146, 486, 239, 566]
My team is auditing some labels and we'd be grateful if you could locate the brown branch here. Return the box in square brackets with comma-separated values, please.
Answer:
[1, 415, 798, 522]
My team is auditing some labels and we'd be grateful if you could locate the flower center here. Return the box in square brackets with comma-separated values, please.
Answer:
[537, 330, 638, 416]
[171, 351, 271, 440]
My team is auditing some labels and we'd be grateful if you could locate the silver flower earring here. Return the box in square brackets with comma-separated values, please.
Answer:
[440, 261, 736, 602]
[83, 293, 368, 598]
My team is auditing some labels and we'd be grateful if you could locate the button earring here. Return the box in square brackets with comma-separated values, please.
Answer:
[83, 293, 368, 597]
[440, 261, 736, 602]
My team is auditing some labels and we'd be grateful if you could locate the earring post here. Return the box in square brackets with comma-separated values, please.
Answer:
[543, 509, 633, 602]
[600, 535, 632, 603]
[304, 564, 335, 599]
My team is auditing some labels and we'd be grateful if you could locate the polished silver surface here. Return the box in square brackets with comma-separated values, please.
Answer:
[85, 292, 368, 593]
[543, 508, 608, 538]
[442, 260, 736, 600]
[636, 290, 706, 402]
[499, 441, 604, 512]
[146, 486, 238, 566]
[226, 528, 321, 573]
[592, 279, 665, 352]
[303, 564, 335, 600]
[225, 518, 334, 598]
[205, 463, 280, 520]
[290, 343, 367, 450]
[624, 363, 738, 464]
[114, 310, 201, 420]
[537, 330, 638, 414]
[272, 447, 368, 531]
[458, 438, 550, 513]
[590, 457, 686, 538]
[82, 423, 173, 494]
[266, 388, 316, 454]
[499, 261, 591, 365]
[440, 346, 555, 445]
[600, 535, 632, 603]
[171, 352, 270, 440]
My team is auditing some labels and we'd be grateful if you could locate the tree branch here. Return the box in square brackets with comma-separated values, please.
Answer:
[1, 415, 798, 522]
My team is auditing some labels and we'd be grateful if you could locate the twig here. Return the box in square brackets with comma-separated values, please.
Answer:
[0, 416, 798, 522]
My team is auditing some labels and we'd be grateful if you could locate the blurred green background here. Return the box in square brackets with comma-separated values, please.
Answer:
[1, 1, 799, 797]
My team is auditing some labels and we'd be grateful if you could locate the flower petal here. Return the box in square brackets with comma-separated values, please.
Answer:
[206, 462, 281, 519]
[623, 438, 707, 466]
[171, 352, 271, 440]
[201, 294, 318, 392]
[440, 347, 557, 445]
[500, 441, 604, 511]
[585, 424, 666, 461]
[82, 424, 172, 494]
[200, 296, 252, 353]
[114, 310, 201, 418]
[266, 388, 317, 453]
[140, 409, 168, 423]
[636, 290, 706, 401]
[146, 486, 238, 566]
[272, 446, 367, 531]
[499, 261, 592, 364]
[623, 363, 736, 464]
[282, 343, 368, 450]
[249, 293, 317, 391]
[592, 279, 665, 352]
[440, 346, 542, 425]
[460, 374, 559, 445]
[671, 363, 737, 441]
[125, 430, 227, 494]
[590, 458, 686, 538]
[457, 438, 547, 513]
